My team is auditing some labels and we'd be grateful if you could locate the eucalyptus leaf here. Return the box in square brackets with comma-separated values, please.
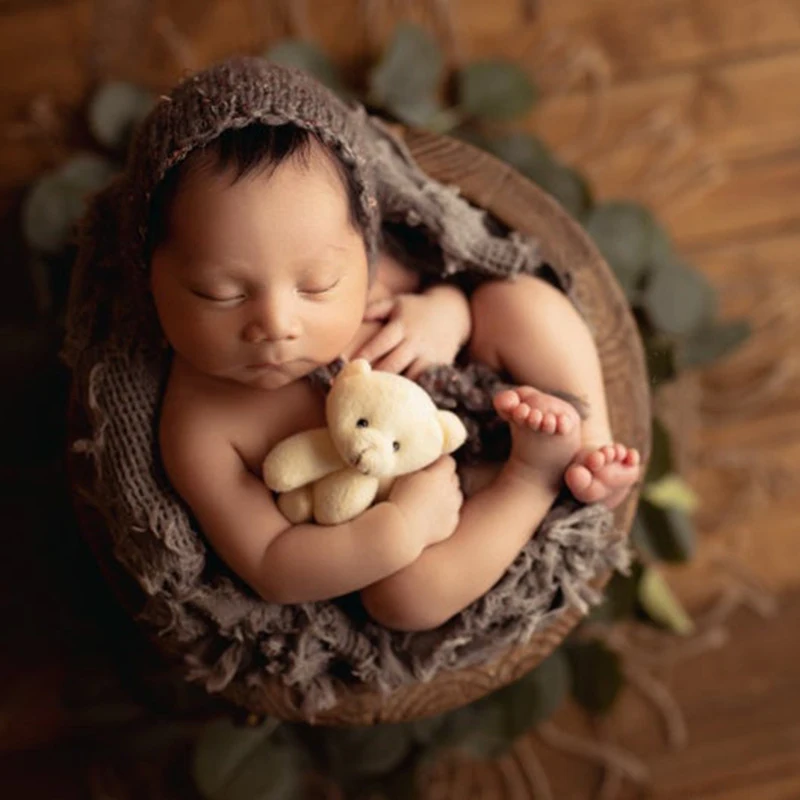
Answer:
[486, 132, 552, 175]
[442, 700, 509, 758]
[643, 473, 699, 513]
[639, 567, 694, 634]
[584, 202, 657, 299]
[567, 640, 623, 715]
[643, 258, 717, 336]
[192, 717, 301, 800]
[678, 319, 751, 368]
[265, 39, 348, 95]
[369, 23, 443, 126]
[644, 333, 678, 387]
[645, 416, 673, 483]
[635, 499, 695, 563]
[585, 562, 644, 622]
[408, 714, 448, 746]
[648, 222, 674, 270]
[88, 81, 155, 151]
[22, 154, 118, 254]
[325, 724, 413, 780]
[501, 648, 571, 735]
[457, 60, 537, 121]
[528, 160, 592, 219]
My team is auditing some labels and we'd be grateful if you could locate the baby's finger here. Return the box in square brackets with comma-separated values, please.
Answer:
[374, 340, 415, 374]
[362, 297, 395, 321]
[355, 320, 405, 363]
[405, 357, 431, 382]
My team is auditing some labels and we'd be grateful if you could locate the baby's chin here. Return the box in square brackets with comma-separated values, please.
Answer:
[236, 360, 321, 390]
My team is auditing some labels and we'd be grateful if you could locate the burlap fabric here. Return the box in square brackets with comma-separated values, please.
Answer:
[63, 56, 628, 718]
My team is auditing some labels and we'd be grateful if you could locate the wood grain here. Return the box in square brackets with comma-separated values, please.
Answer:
[534, 49, 800, 166]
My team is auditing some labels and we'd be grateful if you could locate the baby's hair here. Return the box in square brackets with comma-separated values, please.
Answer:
[146, 123, 366, 260]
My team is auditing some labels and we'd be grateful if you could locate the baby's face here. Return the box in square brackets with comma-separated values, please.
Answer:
[150, 142, 369, 390]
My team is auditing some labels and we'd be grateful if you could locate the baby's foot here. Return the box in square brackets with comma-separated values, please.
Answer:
[493, 386, 582, 489]
[565, 444, 641, 509]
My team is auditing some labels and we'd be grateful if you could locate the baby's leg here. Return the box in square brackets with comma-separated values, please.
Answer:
[469, 274, 641, 509]
[361, 389, 582, 631]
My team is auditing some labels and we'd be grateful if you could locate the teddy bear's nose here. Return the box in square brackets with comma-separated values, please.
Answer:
[351, 449, 368, 470]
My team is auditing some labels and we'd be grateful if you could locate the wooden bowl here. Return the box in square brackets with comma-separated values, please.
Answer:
[69, 129, 651, 726]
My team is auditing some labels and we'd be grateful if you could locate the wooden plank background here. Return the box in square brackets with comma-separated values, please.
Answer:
[1, 1, 799, 798]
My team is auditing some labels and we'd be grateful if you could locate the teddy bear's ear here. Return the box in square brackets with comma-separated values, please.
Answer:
[337, 358, 372, 382]
[438, 410, 468, 454]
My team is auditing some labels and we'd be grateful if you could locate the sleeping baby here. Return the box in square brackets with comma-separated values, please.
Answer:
[141, 57, 641, 632]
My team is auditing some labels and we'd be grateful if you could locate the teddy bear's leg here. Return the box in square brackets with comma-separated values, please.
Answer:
[277, 486, 314, 524]
[313, 469, 379, 526]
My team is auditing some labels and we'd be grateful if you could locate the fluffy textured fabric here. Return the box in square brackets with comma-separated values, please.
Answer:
[63, 56, 627, 718]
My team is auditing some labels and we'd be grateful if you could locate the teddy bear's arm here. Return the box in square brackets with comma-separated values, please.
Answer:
[263, 428, 344, 492]
[313, 468, 380, 525]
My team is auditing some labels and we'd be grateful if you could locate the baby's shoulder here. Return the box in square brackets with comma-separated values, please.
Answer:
[159, 360, 326, 477]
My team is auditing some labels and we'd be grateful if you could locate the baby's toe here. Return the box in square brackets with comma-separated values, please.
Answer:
[513, 402, 531, 423]
[493, 389, 521, 414]
[625, 448, 641, 467]
[584, 448, 607, 472]
[566, 463, 593, 493]
[557, 413, 575, 435]
[542, 412, 558, 434]
[614, 443, 627, 461]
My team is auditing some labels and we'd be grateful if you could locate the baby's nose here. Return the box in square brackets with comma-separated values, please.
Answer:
[242, 293, 299, 342]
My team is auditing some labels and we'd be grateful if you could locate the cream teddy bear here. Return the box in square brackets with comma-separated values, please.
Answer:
[262, 359, 468, 525]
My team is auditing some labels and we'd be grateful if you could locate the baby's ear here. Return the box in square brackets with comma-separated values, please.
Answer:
[337, 359, 372, 382]
[438, 410, 468, 454]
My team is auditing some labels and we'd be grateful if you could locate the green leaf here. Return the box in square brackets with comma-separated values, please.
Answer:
[192, 717, 301, 800]
[678, 319, 752, 368]
[457, 60, 538, 121]
[648, 222, 675, 271]
[639, 567, 694, 634]
[88, 81, 155, 152]
[324, 724, 413, 781]
[585, 561, 644, 622]
[584, 202, 657, 299]
[443, 700, 511, 758]
[644, 416, 674, 483]
[502, 648, 571, 734]
[643, 333, 678, 388]
[436, 648, 571, 759]
[643, 474, 699, 513]
[486, 132, 552, 175]
[22, 154, 118, 254]
[643, 258, 717, 336]
[635, 500, 695, 563]
[567, 640, 623, 715]
[369, 23, 444, 126]
[528, 160, 593, 219]
[265, 39, 348, 95]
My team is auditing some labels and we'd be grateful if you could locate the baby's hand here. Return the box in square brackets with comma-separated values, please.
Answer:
[389, 455, 463, 549]
[355, 285, 471, 381]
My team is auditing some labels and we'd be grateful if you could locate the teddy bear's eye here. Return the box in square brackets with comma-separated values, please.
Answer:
[356, 418, 369, 428]
[393, 441, 400, 452]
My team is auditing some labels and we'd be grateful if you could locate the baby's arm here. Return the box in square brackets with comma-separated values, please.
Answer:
[359, 249, 472, 378]
[161, 422, 421, 604]
[161, 406, 464, 603]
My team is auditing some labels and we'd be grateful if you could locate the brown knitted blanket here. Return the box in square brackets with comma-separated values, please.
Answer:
[64, 57, 627, 718]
